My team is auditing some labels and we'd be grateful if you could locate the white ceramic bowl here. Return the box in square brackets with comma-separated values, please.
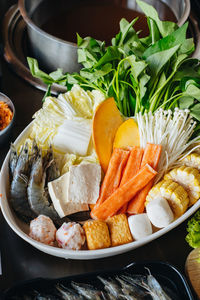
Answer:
[1, 123, 200, 260]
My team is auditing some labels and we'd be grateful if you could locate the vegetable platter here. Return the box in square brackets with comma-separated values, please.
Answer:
[1, 0, 200, 260]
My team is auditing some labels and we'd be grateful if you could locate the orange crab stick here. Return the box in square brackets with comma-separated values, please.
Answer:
[94, 148, 130, 209]
[118, 146, 144, 214]
[127, 143, 162, 214]
[91, 164, 157, 220]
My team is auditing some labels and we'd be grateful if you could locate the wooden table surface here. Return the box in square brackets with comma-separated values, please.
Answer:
[0, 3, 198, 298]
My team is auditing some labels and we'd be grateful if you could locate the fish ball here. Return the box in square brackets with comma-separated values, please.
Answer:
[56, 222, 85, 250]
[29, 214, 56, 245]
[128, 214, 152, 240]
[146, 197, 174, 228]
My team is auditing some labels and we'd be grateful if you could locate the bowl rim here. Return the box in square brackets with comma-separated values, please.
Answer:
[0, 92, 15, 135]
[0, 120, 200, 260]
[18, 0, 191, 47]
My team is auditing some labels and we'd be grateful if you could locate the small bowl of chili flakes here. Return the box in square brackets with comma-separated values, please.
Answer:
[0, 93, 15, 146]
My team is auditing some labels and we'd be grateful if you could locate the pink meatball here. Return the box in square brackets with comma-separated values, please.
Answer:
[56, 222, 85, 250]
[29, 215, 56, 246]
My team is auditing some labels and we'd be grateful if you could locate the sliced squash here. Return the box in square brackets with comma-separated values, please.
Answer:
[92, 98, 123, 173]
[113, 118, 140, 149]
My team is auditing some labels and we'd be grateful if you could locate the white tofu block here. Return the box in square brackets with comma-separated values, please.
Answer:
[68, 163, 101, 204]
[128, 214, 152, 240]
[146, 197, 174, 228]
[48, 173, 89, 218]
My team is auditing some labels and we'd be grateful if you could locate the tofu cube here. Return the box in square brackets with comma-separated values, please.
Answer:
[83, 220, 111, 250]
[107, 214, 133, 247]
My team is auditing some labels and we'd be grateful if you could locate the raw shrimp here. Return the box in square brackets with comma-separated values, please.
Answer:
[55, 284, 83, 300]
[44, 146, 60, 206]
[9, 144, 18, 180]
[10, 143, 36, 222]
[145, 269, 172, 300]
[97, 276, 122, 298]
[116, 276, 146, 299]
[27, 149, 59, 221]
[45, 146, 60, 183]
[71, 282, 102, 300]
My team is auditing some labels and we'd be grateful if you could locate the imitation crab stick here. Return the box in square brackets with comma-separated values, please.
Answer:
[118, 146, 144, 214]
[94, 148, 130, 208]
[91, 164, 157, 220]
[127, 143, 162, 214]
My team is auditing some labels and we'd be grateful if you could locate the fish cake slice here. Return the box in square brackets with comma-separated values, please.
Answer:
[83, 220, 111, 250]
[107, 214, 133, 247]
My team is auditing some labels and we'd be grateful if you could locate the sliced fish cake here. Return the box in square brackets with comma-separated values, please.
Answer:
[164, 166, 200, 206]
[146, 179, 189, 218]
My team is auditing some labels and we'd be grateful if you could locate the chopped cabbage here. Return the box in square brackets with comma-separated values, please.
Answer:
[61, 149, 99, 175]
[53, 119, 92, 155]
[30, 84, 105, 151]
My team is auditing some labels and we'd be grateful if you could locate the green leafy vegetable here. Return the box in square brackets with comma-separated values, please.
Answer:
[27, 0, 200, 126]
[136, 0, 177, 37]
[186, 210, 200, 254]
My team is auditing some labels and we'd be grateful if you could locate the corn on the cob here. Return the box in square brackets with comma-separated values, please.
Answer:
[182, 153, 200, 171]
[146, 179, 189, 218]
[164, 166, 200, 206]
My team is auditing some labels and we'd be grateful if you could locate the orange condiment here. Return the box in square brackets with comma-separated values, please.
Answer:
[0, 101, 13, 130]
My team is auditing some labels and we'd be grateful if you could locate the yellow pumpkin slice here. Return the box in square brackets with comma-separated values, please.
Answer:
[92, 97, 123, 173]
[113, 118, 140, 149]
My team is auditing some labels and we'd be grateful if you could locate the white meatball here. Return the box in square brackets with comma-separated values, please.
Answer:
[128, 213, 152, 240]
[56, 222, 85, 250]
[29, 215, 56, 246]
[146, 197, 174, 228]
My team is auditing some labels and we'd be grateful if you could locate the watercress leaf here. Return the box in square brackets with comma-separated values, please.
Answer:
[119, 18, 139, 45]
[139, 73, 150, 99]
[77, 49, 87, 63]
[49, 68, 66, 81]
[93, 46, 122, 68]
[179, 96, 194, 109]
[126, 55, 147, 82]
[80, 64, 113, 82]
[42, 84, 51, 103]
[124, 42, 145, 58]
[89, 38, 103, 53]
[140, 36, 152, 47]
[78, 48, 99, 68]
[112, 32, 122, 46]
[66, 73, 80, 85]
[143, 23, 188, 59]
[130, 74, 138, 88]
[76, 33, 83, 47]
[146, 44, 180, 77]
[185, 79, 200, 90]
[146, 17, 160, 45]
[27, 57, 53, 84]
[174, 62, 200, 81]
[183, 82, 200, 101]
[179, 38, 195, 55]
[129, 91, 136, 114]
[136, 0, 177, 37]
[180, 77, 200, 91]
[190, 103, 200, 121]
[172, 54, 188, 71]
[157, 72, 166, 89]
[113, 18, 145, 54]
